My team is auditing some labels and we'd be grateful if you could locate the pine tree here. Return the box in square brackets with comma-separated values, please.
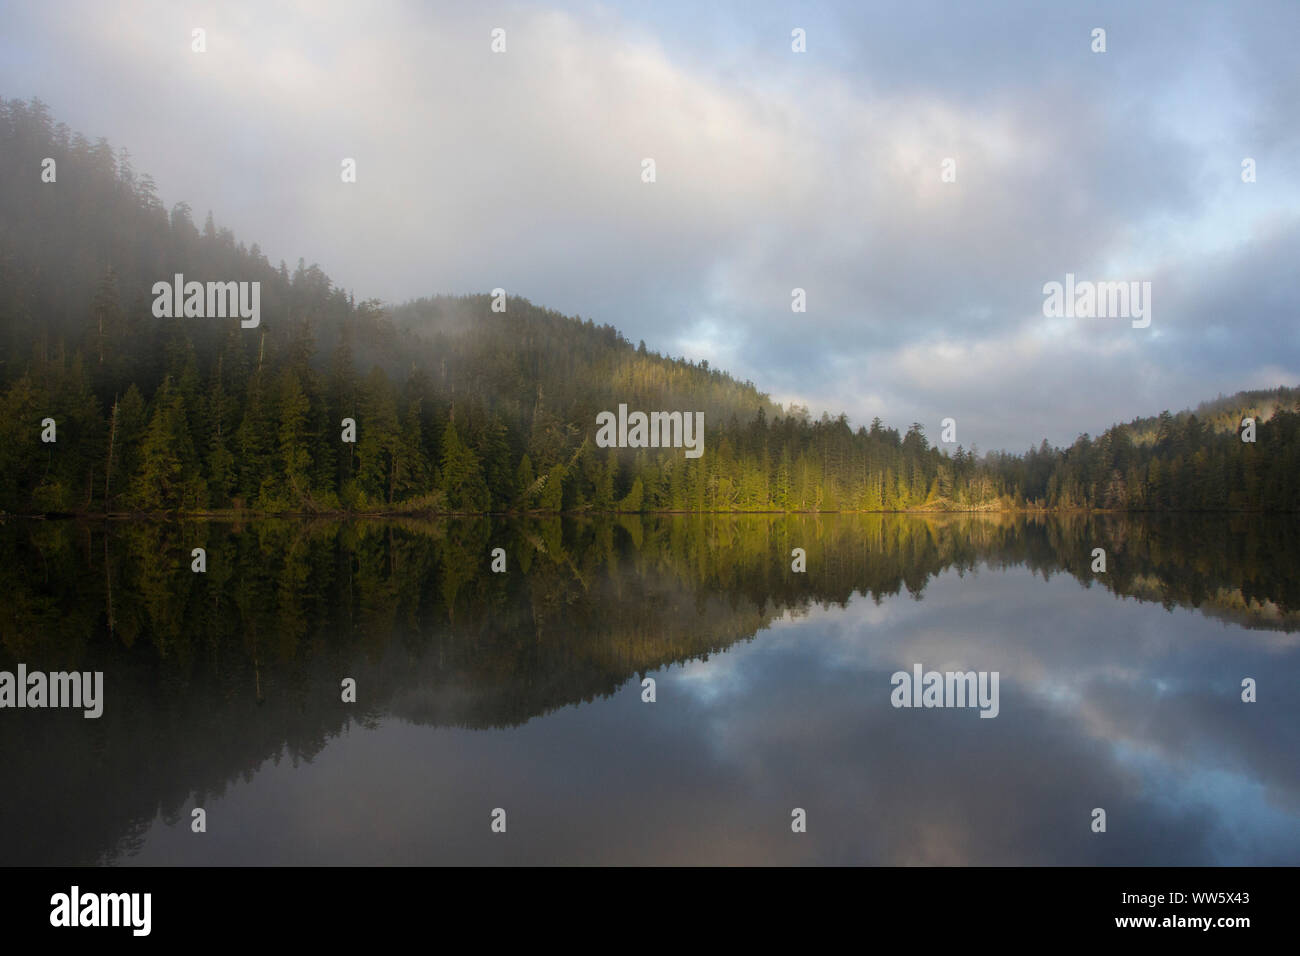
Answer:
[515, 453, 536, 507]
[440, 420, 489, 512]
[276, 369, 312, 507]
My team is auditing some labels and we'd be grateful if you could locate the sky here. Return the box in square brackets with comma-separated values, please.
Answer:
[2, 0, 1297, 452]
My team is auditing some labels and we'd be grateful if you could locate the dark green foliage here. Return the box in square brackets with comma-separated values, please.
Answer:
[986, 390, 1300, 512]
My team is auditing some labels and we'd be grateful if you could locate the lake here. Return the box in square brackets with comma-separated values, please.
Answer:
[1, 513, 1296, 865]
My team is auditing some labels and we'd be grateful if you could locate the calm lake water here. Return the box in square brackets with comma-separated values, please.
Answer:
[1, 514, 1297, 865]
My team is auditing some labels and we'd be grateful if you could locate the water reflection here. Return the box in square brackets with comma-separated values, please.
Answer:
[0, 514, 1296, 864]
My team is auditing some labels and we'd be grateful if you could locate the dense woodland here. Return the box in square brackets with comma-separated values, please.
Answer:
[2, 97, 1298, 515]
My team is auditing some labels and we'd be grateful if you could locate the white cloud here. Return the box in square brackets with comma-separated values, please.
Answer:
[3, 0, 1297, 448]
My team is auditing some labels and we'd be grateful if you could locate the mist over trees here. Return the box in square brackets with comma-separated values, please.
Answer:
[1, 98, 1297, 515]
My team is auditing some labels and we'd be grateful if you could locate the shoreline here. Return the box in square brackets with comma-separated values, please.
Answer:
[2, 506, 1286, 520]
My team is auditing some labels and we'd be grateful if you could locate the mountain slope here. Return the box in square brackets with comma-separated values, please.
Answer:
[1, 97, 1296, 514]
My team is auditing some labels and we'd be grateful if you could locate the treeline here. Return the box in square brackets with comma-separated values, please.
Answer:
[1, 97, 1296, 514]
[987, 389, 1300, 511]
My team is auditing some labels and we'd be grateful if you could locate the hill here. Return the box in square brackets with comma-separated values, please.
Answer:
[0, 96, 1296, 514]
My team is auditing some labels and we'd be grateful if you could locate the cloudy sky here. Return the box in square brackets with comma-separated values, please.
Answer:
[2, 0, 1297, 451]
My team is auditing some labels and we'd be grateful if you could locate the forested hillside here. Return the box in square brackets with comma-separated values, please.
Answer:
[989, 387, 1300, 510]
[1, 97, 1297, 514]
